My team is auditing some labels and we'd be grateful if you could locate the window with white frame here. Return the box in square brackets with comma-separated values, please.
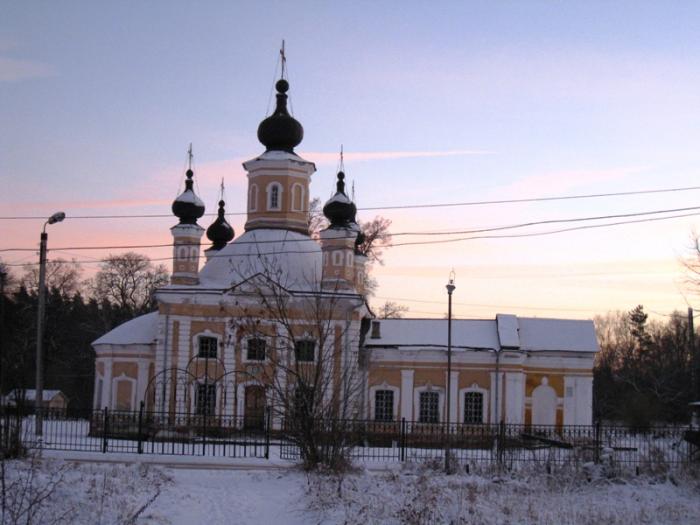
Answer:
[268, 183, 282, 210]
[197, 336, 218, 358]
[419, 391, 440, 423]
[374, 390, 394, 421]
[294, 339, 315, 362]
[246, 337, 266, 361]
[463, 391, 484, 424]
[195, 383, 216, 416]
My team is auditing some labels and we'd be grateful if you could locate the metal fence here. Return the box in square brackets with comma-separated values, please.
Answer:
[279, 418, 699, 471]
[2, 405, 698, 471]
[2, 404, 271, 459]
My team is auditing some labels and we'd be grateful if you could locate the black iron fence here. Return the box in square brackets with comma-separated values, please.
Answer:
[2, 404, 698, 471]
[2, 404, 271, 459]
[279, 418, 699, 471]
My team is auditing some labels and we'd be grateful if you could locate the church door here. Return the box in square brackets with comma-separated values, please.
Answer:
[244, 385, 266, 430]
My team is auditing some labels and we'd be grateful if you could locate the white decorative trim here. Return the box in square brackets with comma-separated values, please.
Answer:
[111, 373, 137, 411]
[458, 383, 488, 424]
[249, 183, 258, 212]
[400, 370, 414, 420]
[290, 182, 304, 212]
[369, 382, 400, 421]
[414, 383, 445, 423]
[266, 182, 284, 211]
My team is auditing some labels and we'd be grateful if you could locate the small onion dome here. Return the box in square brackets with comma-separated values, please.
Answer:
[257, 79, 304, 152]
[323, 171, 357, 228]
[172, 169, 205, 224]
[206, 200, 235, 250]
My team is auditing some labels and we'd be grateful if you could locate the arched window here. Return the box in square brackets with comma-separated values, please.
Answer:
[332, 251, 343, 266]
[291, 183, 304, 211]
[267, 183, 283, 211]
[249, 184, 258, 212]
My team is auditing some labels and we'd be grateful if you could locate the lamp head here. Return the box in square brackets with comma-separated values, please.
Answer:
[47, 212, 66, 225]
[446, 269, 456, 294]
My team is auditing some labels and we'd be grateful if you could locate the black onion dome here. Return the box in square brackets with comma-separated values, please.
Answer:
[172, 169, 205, 224]
[323, 171, 357, 228]
[257, 79, 304, 152]
[206, 200, 235, 250]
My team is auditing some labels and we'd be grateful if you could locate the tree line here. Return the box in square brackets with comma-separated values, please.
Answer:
[0, 253, 167, 412]
[594, 305, 698, 426]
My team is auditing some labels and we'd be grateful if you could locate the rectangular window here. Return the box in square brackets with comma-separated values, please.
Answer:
[294, 340, 315, 362]
[463, 392, 484, 424]
[195, 383, 216, 416]
[247, 338, 266, 361]
[419, 391, 439, 423]
[198, 336, 218, 358]
[374, 390, 394, 421]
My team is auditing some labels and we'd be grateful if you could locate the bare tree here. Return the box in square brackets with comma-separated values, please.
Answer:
[377, 300, 408, 319]
[90, 252, 168, 314]
[307, 197, 328, 240]
[20, 259, 83, 297]
[228, 258, 366, 470]
[356, 216, 392, 265]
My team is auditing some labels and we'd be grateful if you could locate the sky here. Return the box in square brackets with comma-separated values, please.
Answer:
[2, 1, 700, 320]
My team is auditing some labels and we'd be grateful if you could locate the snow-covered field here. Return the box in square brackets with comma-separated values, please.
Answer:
[2, 455, 699, 524]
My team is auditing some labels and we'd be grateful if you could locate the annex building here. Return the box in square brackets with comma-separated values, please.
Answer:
[92, 74, 598, 429]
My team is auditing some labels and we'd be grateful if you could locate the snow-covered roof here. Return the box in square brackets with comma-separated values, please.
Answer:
[92, 311, 159, 346]
[7, 389, 66, 402]
[366, 316, 598, 353]
[198, 229, 322, 291]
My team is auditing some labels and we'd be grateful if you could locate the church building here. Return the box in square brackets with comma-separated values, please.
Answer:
[92, 72, 598, 428]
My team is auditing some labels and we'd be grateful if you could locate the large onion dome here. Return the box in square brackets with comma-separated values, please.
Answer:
[257, 79, 304, 152]
[206, 199, 235, 250]
[323, 171, 357, 228]
[172, 168, 205, 224]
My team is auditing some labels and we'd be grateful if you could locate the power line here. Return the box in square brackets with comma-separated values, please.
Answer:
[3, 210, 698, 267]
[2, 204, 699, 253]
[1, 184, 700, 220]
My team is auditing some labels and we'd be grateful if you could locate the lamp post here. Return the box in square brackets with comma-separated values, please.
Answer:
[445, 270, 456, 473]
[35, 211, 65, 437]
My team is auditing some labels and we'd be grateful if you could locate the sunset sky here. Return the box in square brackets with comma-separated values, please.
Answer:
[2, 1, 700, 320]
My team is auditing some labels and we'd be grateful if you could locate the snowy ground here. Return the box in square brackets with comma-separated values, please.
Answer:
[1, 455, 699, 524]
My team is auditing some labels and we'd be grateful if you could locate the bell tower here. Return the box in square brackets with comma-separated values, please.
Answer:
[170, 146, 206, 285]
[243, 52, 315, 235]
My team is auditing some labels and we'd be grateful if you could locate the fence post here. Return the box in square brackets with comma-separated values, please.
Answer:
[400, 418, 406, 462]
[137, 401, 144, 454]
[497, 421, 505, 469]
[102, 407, 109, 454]
[594, 420, 601, 464]
[265, 406, 271, 460]
[202, 412, 207, 457]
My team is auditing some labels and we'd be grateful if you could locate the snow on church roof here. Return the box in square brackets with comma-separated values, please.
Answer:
[92, 311, 159, 346]
[198, 228, 322, 290]
[366, 316, 598, 353]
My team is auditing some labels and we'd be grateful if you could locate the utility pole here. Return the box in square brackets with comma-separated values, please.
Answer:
[0, 268, 6, 397]
[445, 271, 455, 474]
[35, 212, 65, 437]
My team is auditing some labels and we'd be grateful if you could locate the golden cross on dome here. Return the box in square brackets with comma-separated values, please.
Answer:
[187, 143, 193, 170]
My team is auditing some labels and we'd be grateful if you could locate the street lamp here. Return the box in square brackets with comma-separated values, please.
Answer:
[445, 270, 456, 473]
[35, 211, 65, 437]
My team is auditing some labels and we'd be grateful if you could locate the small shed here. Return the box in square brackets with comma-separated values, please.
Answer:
[4, 389, 69, 416]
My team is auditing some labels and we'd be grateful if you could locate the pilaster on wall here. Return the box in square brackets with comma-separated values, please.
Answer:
[400, 369, 414, 420]
[504, 372, 525, 424]
[447, 370, 459, 423]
